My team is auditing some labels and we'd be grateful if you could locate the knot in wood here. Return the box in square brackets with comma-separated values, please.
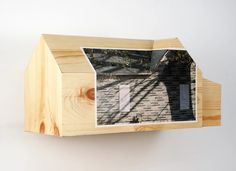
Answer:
[86, 88, 95, 100]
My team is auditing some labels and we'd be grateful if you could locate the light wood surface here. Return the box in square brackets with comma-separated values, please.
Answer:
[24, 37, 62, 136]
[43, 34, 153, 73]
[24, 34, 221, 136]
[153, 37, 184, 49]
[202, 79, 221, 126]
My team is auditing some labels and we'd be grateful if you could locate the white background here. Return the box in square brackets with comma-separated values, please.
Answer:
[0, 0, 235, 170]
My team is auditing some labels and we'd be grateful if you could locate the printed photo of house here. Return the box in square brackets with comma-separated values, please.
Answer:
[83, 48, 196, 125]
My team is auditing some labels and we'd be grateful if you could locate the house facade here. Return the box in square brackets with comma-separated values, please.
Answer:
[84, 48, 196, 126]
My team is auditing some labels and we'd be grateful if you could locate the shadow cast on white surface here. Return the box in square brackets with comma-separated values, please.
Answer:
[1, 123, 163, 170]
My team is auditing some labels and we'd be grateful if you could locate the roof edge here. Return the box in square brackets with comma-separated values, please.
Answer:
[153, 37, 185, 49]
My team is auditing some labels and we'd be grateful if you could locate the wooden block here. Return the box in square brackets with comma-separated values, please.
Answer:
[24, 34, 221, 136]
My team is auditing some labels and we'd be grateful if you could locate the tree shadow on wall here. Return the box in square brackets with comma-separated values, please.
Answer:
[84, 48, 196, 124]
[107, 49, 196, 124]
[156, 50, 196, 121]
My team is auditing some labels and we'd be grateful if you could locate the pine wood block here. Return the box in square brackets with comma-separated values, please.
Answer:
[24, 34, 221, 136]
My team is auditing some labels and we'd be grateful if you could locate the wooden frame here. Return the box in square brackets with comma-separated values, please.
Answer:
[24, 34, 221, 136]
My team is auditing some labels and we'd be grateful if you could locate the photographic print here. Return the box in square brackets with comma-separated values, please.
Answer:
[83, 48, 197, 126]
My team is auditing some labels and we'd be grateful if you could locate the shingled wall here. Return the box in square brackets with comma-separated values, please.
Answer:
[97, 62, 196, 125]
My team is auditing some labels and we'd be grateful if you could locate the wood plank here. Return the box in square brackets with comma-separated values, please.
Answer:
[24, 37, 62, 136]
[153, 37, 184, 49]
[42, 34, 154, 51]
[202, 79, 221, 126]
[52, 50, 94, 73]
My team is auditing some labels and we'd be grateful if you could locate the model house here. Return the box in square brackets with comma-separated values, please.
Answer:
[24, 34, 221, 136]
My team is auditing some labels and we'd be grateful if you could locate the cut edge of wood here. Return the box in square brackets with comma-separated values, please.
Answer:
[24, 36, 63, 137]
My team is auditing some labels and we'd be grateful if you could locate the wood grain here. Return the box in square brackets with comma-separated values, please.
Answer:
[202, 79, 221, 126]
[24, 37, 62, 136]
[153, 37, 184, 49]
[24, 34, 221, 136]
